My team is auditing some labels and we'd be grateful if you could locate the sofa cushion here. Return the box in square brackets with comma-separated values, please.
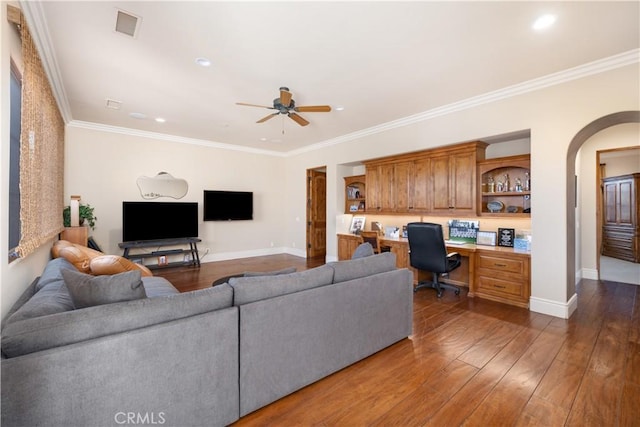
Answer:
[329, 252, 397, 283]
[351, 242, 374, 259]
[1, 283, 234, 357]
[243, 267, 297, 277]
[90, 254, 153, 277]
[62, 269, 147, 308]
[4, 258, 77, 324]
[142, 276, 181, 297]
[229, 265, 334, 306]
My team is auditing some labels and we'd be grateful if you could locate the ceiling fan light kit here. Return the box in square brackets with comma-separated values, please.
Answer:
[237, 87, 331, 127]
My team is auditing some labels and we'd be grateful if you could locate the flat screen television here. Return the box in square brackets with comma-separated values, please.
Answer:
[122, 201, 198, 242]
[203, 190, 253, 221]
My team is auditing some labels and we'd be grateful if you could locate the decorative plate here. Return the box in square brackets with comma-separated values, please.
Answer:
[487, 201, 504, 213]
[507, 205, 518, 213]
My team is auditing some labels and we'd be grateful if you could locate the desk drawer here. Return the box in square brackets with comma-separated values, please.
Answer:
[476, 253, 526, 275]
[476, 274, 525, 297]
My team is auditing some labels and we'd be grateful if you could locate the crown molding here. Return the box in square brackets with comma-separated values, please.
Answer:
[68, 121, 287, 157]
[20, 1, 72, 123]
[287, 48, 640, 157]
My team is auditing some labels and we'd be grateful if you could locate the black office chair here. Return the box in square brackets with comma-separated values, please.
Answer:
[406, 222, 461, 297]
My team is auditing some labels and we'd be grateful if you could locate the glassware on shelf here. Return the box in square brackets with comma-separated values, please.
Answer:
[503, 173, 510, 192]
[524, 172, 530, 191]
[515, 177, 523, 192]
[487, 175, 495, 193]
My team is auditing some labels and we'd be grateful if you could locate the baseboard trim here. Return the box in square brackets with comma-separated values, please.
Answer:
[582, 268, 599, 280]
[530, 293, 578, 319]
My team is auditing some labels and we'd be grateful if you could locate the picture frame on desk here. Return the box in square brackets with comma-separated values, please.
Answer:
[349, 216, 366, 234]
[476, 231, 497, 246]
[498, 228, 515, 247]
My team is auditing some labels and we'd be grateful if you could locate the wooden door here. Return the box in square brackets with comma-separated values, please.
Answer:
[307, 169, 326, 259]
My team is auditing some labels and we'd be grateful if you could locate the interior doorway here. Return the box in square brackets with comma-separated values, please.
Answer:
[596, 146, 640, 284]
[306, 167, 327, 260]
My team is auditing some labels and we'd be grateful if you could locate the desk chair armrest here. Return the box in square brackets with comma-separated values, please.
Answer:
[447, 252, 461, 261]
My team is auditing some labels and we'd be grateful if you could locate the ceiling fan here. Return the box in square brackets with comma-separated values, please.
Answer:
[236, 87, 331, 127]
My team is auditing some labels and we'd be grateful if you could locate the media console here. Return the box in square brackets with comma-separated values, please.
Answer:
[119, 237, 201, 270]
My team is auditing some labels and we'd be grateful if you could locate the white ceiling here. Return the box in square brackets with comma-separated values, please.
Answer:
[24, 1, 640, 154]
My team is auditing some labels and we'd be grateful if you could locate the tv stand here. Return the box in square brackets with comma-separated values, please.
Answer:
[119, 238, 201, 269]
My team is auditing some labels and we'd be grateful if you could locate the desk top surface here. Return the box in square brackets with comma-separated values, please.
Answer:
[339, 233, 530, 257]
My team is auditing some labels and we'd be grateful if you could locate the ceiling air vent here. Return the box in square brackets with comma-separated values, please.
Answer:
[105, 99, 122, 110]
[114, 9, 140, 38]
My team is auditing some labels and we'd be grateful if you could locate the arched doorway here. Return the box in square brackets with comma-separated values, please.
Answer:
[565, 111, 640, 300]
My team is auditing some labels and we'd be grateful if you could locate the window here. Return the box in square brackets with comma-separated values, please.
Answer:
[9, 61, 21, 257]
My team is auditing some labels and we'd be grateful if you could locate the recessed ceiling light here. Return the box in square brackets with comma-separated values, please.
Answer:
[532, 14, 556, 31]
[259, 137, 268, 141]
[335, 105, 345, 111]
[129, 112, 146, 119]
[195, 57, 211, 67]
[155, 117, 166, 123]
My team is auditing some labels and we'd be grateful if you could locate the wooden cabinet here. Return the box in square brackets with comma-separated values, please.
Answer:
[60, 226, 88, 246]
[428, 148, 480, 215]
[337, 233, 362, 260]
[364, 141, 486, 216]
[602, 173, 639, 263]
[477, 154, 531, 217]
[344, 175, 366, 214]
[473, 250, 531, 308]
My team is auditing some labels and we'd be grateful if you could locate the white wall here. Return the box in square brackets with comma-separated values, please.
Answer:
[64, 125, 289, 261]
[578, 124, 640, 279]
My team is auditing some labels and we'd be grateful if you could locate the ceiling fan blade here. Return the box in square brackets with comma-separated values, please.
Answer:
[257, 113, 279, 123]
[295, 105, 332, 113]
[280, 88, 292, 108]
[288, 112, 309, 126]
[236, 102, 275, 109]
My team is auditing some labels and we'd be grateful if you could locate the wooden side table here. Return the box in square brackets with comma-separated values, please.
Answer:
[60, 226, 88, 246]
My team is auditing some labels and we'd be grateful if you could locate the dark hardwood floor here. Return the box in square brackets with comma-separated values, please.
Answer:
[155, 255, 640, 426]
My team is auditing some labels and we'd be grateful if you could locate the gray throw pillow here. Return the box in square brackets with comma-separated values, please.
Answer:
[62, 269, 147, 308]
[352, 242, 374, 259]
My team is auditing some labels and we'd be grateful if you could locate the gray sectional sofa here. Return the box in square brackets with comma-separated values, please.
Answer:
[1, 252, 413, 427]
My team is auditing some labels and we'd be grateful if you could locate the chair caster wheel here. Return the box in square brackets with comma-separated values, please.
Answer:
[455, 289, 460, 295]
[437, 292, 443, 298]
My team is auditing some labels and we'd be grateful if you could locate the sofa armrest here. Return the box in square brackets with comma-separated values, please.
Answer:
[1, 307, 240, 427]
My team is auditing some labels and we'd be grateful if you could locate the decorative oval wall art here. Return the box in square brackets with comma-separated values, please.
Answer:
[136, 172, 188, 199]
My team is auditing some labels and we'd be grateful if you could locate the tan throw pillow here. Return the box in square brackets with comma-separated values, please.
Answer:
[57, 245, 92, 273]
[62, 269, 146, 309]
[51, 240, 74, 258]
[90, 255, 153, 277]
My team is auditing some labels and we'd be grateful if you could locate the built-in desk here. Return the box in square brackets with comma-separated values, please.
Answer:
[337, 233, 531, 308]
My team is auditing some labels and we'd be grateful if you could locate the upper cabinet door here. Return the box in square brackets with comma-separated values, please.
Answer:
[450, 150, 477, 213]
[428, 150, 477, 215]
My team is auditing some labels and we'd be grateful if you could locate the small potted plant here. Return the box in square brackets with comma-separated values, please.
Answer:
[63, 203, 97, 230]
